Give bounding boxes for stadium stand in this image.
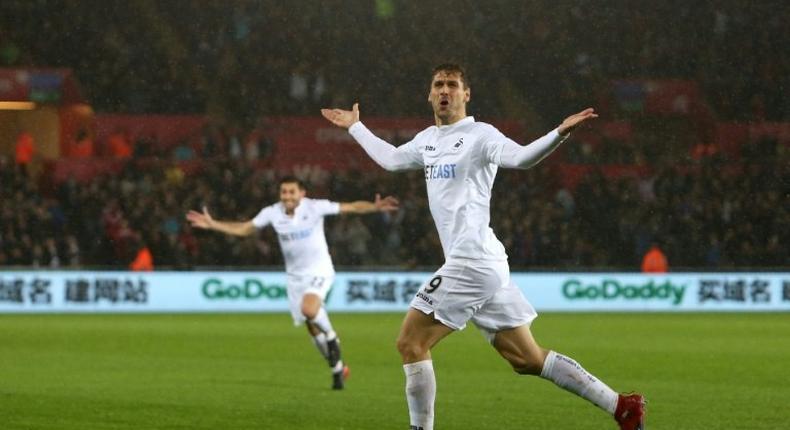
[0,1,787,270]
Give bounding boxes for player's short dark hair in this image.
[431,63,470,89]
[279,176,305,190]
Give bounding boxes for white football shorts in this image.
[287,274,334,325]
[409,258,537,337]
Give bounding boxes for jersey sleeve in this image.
[396,138,424,167]
[480,126,567,169]
[251,206,274,229]
[348,122,423,170]
[478,126,518,166]
[312,199,341,217]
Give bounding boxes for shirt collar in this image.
[437,116,474,131]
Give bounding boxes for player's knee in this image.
[395,336,425,361]
[301,304,318,320]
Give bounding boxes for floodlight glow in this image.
[0,101,36,110]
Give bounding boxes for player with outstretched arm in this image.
[321,64,646,429]
[186,176,399,390]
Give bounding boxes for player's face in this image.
[428,71,470,125]
[279,182,305,212]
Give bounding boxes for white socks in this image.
[404,360,435,430]
[309,308,342,371]
[309,307,336,340]
[540,351,618,414]
[400,351,616,429]
[311,332,329,361]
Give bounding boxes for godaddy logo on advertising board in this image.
[202,278,287,300]
[562,279,687,305]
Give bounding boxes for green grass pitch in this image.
[1,312,787,429]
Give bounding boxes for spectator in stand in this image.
[107,128,133,159]
[43,237,61,268]
[70,129,95,158]
[641,241,669,273]
[2,131,788,271]
[130,241,154,271]
[63,234,82,267]
[14,131,35,175]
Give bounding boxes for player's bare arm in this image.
[339,193,400,214]
[185,206,256,237]
[557,108,598,136]
[321,103,360,129]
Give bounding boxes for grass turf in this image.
[0,312,787,429]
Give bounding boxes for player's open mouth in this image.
[440,100,449,107]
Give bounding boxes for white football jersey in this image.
[251,198,340,276]
[390,116,517,260]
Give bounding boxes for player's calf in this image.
[327,337,347,390]
[506,353,545,375]
[327,336,341,367]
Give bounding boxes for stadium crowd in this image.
[2,139,787,270]
[1,1,788,271]
[1,1,788,126]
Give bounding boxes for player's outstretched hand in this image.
[186,206,214,230]
[558,108,598,137]
[321,103,360,129]
[375,193,400,212]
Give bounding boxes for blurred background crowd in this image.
[2,146,787,270]
[2,1,787,124]
[0,1,788,271]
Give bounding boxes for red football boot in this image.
[614,393,646,430]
